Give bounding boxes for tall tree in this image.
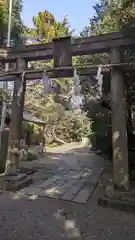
[0,0,24,46]
[0,0,7,45]
[26,10,73,43]
[89,0,135,35]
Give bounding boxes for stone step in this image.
[98,196,135,214]
[13,176,33,191]
[0,175,33,191]
[18,168,37,176]
[1,174,27,184]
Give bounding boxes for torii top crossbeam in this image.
[0,32,135,62]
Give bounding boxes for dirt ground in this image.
[0,144,134,240]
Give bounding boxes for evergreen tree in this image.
[0,0,24,46]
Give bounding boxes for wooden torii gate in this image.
[0,32,135,189]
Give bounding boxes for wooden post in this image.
[52,36,73,77]
[0,95,3,121]
[16,59,27,140]
[111,48,129,189]
[53,36,72,67]
[5,58,27,175]
[126,75,133,133]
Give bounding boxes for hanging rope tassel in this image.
[43,70,52,93]
[96,65,103,96]
[74,68,81,95]
[71,68,82,109]
[72,68,80,86]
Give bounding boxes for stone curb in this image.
[98,197,135,214]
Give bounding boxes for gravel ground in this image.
[0,144,134,240]
[0,186,134,240]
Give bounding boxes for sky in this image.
[22,0,97,34]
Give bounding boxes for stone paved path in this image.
[0,144,135,240]
[17,145,105,203]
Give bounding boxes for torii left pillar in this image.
[5,58,27,175]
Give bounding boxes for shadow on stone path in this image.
[17,144,107,203]
[0,144,135,239]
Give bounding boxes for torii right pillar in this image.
[111,48,129,190]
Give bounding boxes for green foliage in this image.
[23,122,34,133]
[20,151,38,161]
[0,0,24,46]
[79,0,135,96]
[26,152,38,161]
[26,10,73,43]
[47,142,59,148]
[55,112,91,142]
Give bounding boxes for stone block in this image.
[74,185,94,203]
[0,174,32,191]
[62,179,86,201]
